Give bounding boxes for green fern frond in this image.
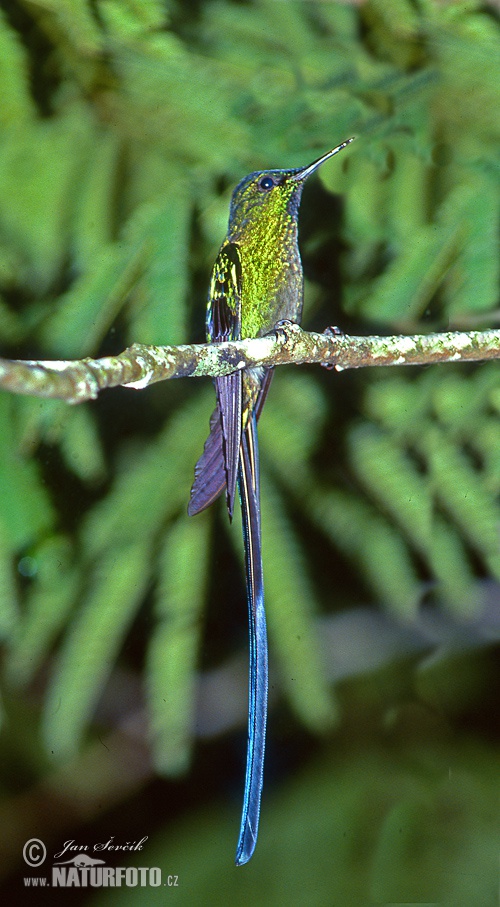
[27,0,103,62]
[42,538,151,760]
[0,10,36,125]
[125,181,192,345]
[5,535,80,686]
[146,511,210,776]
[72,130,123,271]
[0,396,54,551]
[81,389,213,558]
[259,371,328,485]
[40,242,144,356]
[311,488,421,616]
[98,0,167,38]
[0,108,95,293]
[259,475,338,733]
[0,521,19,641]
[348,424,432,546]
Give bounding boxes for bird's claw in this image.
[321,325,344,369]
[273,320,302,344]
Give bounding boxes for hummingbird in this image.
[188,138,354,865]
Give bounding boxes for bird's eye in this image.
[258,176,275,191]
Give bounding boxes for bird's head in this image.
[227,138,354,239]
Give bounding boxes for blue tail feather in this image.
[235,412,268,866]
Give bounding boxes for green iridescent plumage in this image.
[188,139,354,865]
[226,173,305,339]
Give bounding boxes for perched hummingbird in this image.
[188,138,354,865]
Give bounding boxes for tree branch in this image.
[1,324,500,404]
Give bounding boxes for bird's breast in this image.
[238,227,303,338]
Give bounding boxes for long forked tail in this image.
[235,412,268,866]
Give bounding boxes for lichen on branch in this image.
[1,325,500,404]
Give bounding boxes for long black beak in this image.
[289,137,355,182]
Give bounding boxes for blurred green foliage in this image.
[0,0,500,898]
[91,727,500,907]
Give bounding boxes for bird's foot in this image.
[321,325,344,369]
[273,320,302,344]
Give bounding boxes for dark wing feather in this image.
[214,370,241,520]
[187,408,226,516]
[188,370,274,516]
[189,242,243,519]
